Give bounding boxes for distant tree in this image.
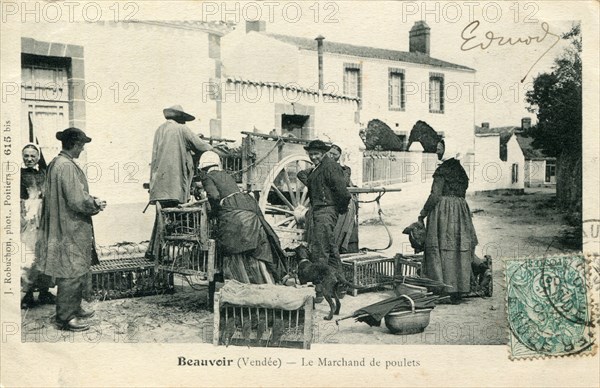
[525,23,582,211]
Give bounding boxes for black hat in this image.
[303,140,331,152]
[163,105,195,122]
[56,127,92,143]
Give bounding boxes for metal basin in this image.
[384,308,433,335]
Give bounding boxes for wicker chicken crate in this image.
[161,205,209,242]
[213,293,314,349]
[90,257,174,300]
[341,253,397,297]
[157,238,217,282]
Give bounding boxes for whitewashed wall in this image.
[220,84,362,183]
[524,160,547,187]
[21,21,217,204]
[473,134,525,191]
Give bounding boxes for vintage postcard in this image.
[1,0,599,386]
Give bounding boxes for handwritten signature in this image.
[460,20,561,82]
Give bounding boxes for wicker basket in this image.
[90,257,174,300]
[213,292,314,349]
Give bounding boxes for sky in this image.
[199,1,578,128]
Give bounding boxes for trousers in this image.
[309,206,343,271]
[55,273,88,323]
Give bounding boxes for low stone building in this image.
[472,123,525,192]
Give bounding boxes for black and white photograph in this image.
[1,1,598,387]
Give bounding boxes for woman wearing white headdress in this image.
[418,139,478,304]
[20,143,55,308]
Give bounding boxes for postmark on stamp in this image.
[505,254,596,360]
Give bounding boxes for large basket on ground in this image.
[90,257,174,300]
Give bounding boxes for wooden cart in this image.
[157,131,402,292]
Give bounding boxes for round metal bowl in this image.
[384,308,433,334]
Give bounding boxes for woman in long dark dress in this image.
[418,139,478,304]
[197,151,286,284]
[20,143,55,308]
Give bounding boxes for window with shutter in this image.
[388,68,405,111]
[343,63,362,105]
[429,73,444,114]
[512,163,519,183]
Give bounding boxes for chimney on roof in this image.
[521,117,532,131]
[481,122,490,129]
[246,20,266,33]
[315,35,325,91]
[409,21,430,55]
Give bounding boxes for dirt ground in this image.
[21,188,581,345]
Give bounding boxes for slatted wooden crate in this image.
[341,253,397,297]
[157,239,217,282]
[90,257,174,300]
[395,255,423,277]
[161,205,209,242]
[213,293,313,349]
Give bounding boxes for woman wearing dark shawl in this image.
[197,152,287,284]
[20,143,55,308]
[418,139,478,304]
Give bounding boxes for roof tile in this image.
[263,32,475,71]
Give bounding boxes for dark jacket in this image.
[298,155,351,213]
[149,119,213,204]
[198,170,286,272]
[197,170,240,214]
[36,152,100,278]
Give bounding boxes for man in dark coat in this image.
[146,105,220,259]
[298,140,351,272]
[36,127,106,332]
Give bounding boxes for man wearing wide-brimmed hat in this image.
[147,105,222,259]
[36,127,106,332]
[298,140,351,275]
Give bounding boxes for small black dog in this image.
[293,245,363,321]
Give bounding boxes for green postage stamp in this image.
[506,254,596,360]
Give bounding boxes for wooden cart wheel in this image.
[258,154,312,246]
